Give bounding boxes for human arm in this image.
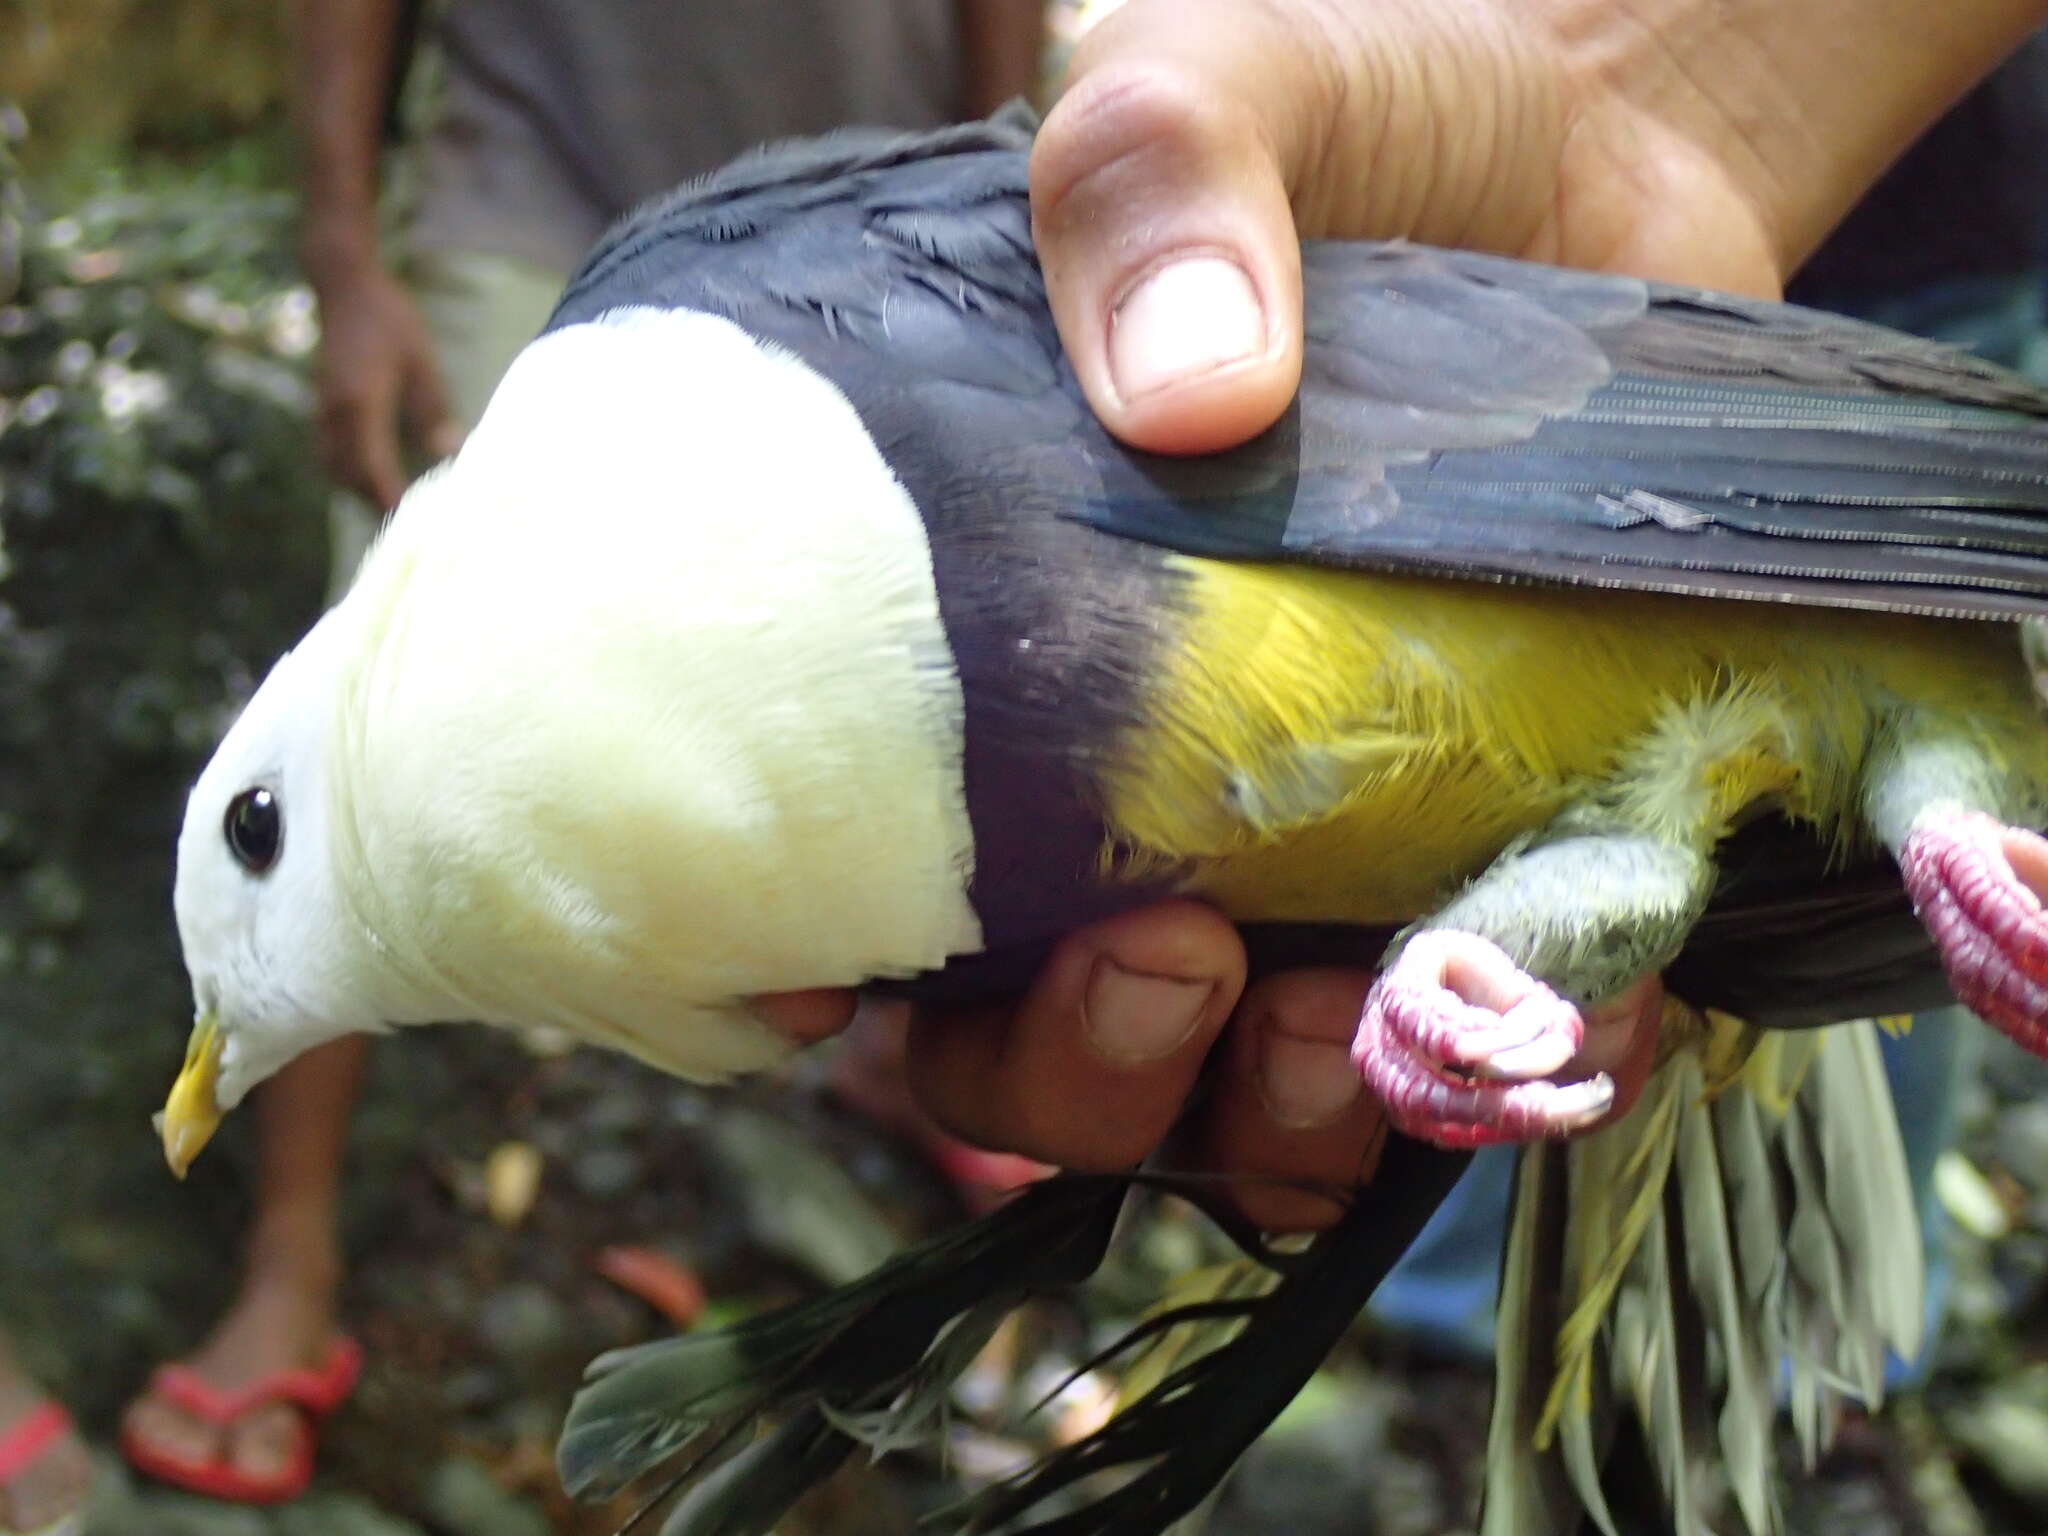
[954,0,1049,119]
[292,0,459,510]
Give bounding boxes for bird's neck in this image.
[318,310,990,1058]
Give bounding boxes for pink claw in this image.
[1351,930,1612,1148]
[1899,810,2048,1055]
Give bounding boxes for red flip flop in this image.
[119,1337,363,1505]
[0,1400,85,1536]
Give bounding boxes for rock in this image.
[478,1280,575,1372]
[707,1106,901,1285]
[571,1142,641,1201]
[275,1493,427,1536]
[420,1455,553,1536]
[100,1490,272,1536]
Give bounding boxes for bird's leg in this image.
[1353,689,1796,1148]
[1353,831,1713,1147]
[1867,723,2048,1055]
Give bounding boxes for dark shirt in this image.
[1791,31,2048,308]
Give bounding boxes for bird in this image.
[159,109,2048,1533]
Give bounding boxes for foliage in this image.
[0,0,290,171]
[0,127,328,1410]
[0,136,320,556]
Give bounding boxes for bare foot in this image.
[120,1235,342,1495]
[0,1348,90,1535]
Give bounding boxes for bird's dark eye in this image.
[224,787,283,873]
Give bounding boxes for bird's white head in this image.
[159,305,986,1178]
[163,600,397,1177]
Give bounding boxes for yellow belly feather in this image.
[1100,557,2041,925]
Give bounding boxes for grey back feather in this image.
[549,118,2048,621]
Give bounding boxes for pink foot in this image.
[1899,809,2048,1053]
[1351,930,1614,1149]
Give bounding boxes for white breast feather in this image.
[327,308,982,1081]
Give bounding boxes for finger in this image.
[750,986,860,1045]
[1031,0,1338,454]
[905,899,1245,1170]
[1193,968,1387,1232]
[320,366,406,511]
[401,346,466,464]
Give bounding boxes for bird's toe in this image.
[1353,931,1604,1147]
[1902,810,2048,1051]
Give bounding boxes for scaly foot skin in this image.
[1899,809,2048,1053]
[1351,930,1615,1148]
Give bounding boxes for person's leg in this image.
[122,248,567,1497]
[119,1036,366,1488]
[0,1331,90,1534]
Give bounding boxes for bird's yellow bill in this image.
[159,1013,225,1179]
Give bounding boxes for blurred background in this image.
[2,3,2047,1533]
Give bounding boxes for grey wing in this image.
[1074,243,2048,619]
[549,117,2048,620]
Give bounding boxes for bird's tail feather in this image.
[559,1140,1471,1535]
[559,1174,1129,1507]
[1485,1007,1922,1536]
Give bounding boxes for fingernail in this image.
[1083,958,1213,1064]
[1258,1031,1363,1128]
[1109,254,1266,403]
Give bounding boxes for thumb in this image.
[402,345,465,466]
[1030,1,1332,455]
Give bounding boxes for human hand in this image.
[755,913,1663,1233]
[306,260,463,510]
[1030,0,2042,456]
